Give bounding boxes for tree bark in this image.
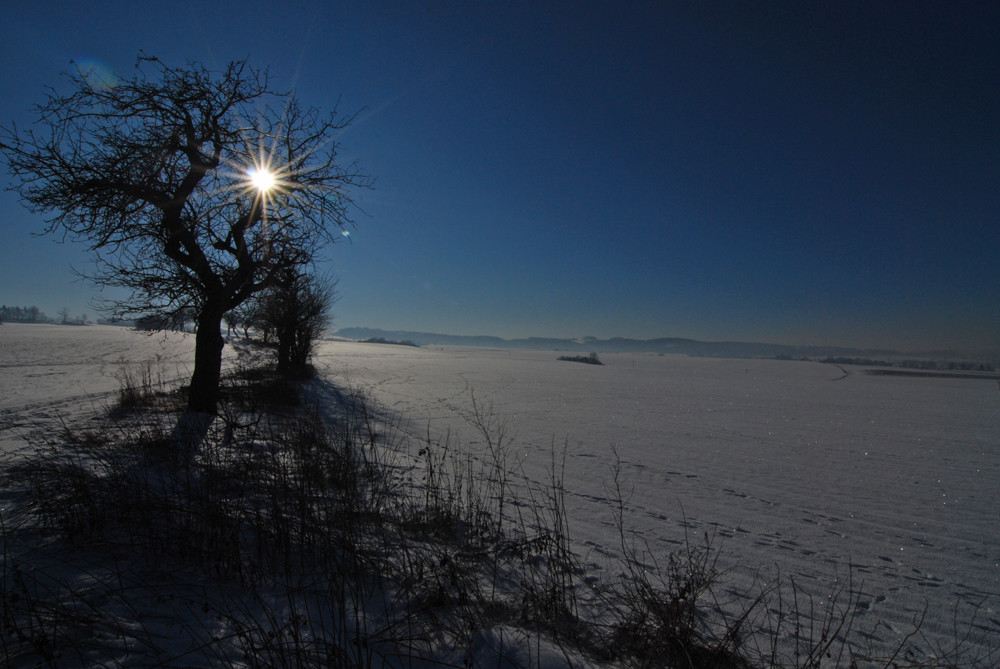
[276,318,295,376]
[187,306,226,414]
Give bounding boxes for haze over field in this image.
[2,2,999,354]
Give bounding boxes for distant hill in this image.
[331,327,929,361]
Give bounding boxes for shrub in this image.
[113,355,167,408]
[557,352,603,365]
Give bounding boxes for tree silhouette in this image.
[256,270,338,375]
[1,56,370,413]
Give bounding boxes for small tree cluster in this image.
[255,270,337,375]
[558,352,603,365]
[224,271,337,376]
[0,305,47,322]
[57,307,89,325]
[135,308,192,332]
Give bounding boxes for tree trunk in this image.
[276,319,295,376]
[187,307,226,414]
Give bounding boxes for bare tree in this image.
[1,56,370,413]
[256,270,337,375]
[230,298,259,339]
[224,307,240,337]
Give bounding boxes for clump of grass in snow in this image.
[113,355,168,408]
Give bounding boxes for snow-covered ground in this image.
[314,339,1000,660]
[0,324,200,456]
[1,324,997,662]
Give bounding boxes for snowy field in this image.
[314,338,1000,659]
[0,324,209,460]
[1,323,997,661]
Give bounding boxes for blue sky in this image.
[1,1,998,354]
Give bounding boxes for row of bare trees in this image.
[0,305,92,325]
[1,55,371,412]
[0,305,47,322]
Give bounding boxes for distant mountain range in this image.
[332,327,981,362]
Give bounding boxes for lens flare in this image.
[216,123,345,242]
[74,59,119,91]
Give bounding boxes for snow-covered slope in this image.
[1,325,996,662]
[1,324,197,455]
[315,339,1000,660]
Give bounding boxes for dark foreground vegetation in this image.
[1,347,994,667]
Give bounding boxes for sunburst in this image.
[211,115,351,246]
[215,131,296,227]
[248,166,275,192]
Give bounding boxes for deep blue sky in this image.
[2,2,998,354]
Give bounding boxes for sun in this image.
[217,127,328,216]
[248,166,276,192]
